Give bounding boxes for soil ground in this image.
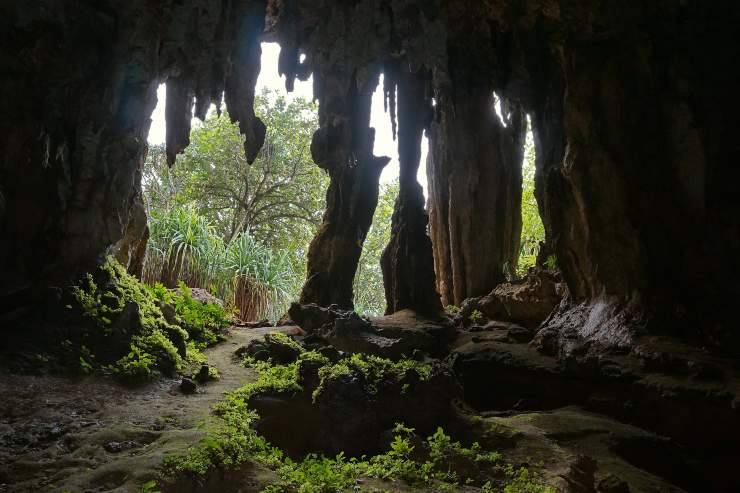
[0,326,276,493]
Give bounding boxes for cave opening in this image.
[517,116,546,277]
[142,43,433,319]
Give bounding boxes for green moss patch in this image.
[66,257,231,382]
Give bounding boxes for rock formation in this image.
[380,65,442,316]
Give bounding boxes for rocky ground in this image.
[2,295,739,492]
[0,326,282,492]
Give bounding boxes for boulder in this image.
[184,288,224,308]
[179,377,197,394]
[235,332,303,364]
[248,358,462,458]
[460,269,565,328]
[289,303,455,360]
[288,302,351,333]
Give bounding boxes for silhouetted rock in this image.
[179,378,197,394]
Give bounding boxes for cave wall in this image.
[491,2,740,352]
[425,2,529,309]
[1,0,738,353]
[0,0,268,318]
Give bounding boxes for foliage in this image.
[470,309,485,325]
[518,127,546,275]
[353,180,398,316]
[143,89,400,319]
[263,331,305,353]
[144,206,297,321]
[226,232,299,321]
[445,305,461,317]
[145,90,326,248]
[69,257,227,382]
[172,283,230,345]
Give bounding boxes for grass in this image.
[161,353,554,493]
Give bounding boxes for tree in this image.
[141,89,329,319]
[143,89,327,252]
[353,180,399,316]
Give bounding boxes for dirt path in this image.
[0,326,278,493]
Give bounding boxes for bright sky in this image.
[148,43,427,191]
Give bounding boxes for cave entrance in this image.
[142,43,324,323]
[489,93,546,279]
[142,44,418,321]
[353,73,432,316]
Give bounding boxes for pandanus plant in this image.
[143,205,297,321]
[225,233,297,321]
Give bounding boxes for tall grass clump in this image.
[143,206,297,322]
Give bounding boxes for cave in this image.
[1,1,739,492]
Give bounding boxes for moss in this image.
[297,350,330,366]
[470,309,485,325]
[168,283,231,345]
[312,353,432,401]
[445,305,461,316]
[264,331,304,353]
[162,357,554,493]
[67,257,230,383]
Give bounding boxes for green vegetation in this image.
[143,90,324,321]
[144,205,299,322]
[162,353,553,492]
[353,180,398,316]
[312,353,431,401]
[69,257,230,382]
[445,305,461,317]
[470,309,485,325]
[518,127,546,275]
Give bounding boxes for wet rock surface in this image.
[458,269,565,329]
[448,325,740,491]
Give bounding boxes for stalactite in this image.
[380,65,442,316]
[223,1,267,165]
[2,0,738,355]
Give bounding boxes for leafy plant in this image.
[162,354,554,493]
[312,353,432,401]
[470,309,485,325]
[445,305,461,316]
[172,283,230,345]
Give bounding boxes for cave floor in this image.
[0,323,714,493]
[0,326,280,492]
